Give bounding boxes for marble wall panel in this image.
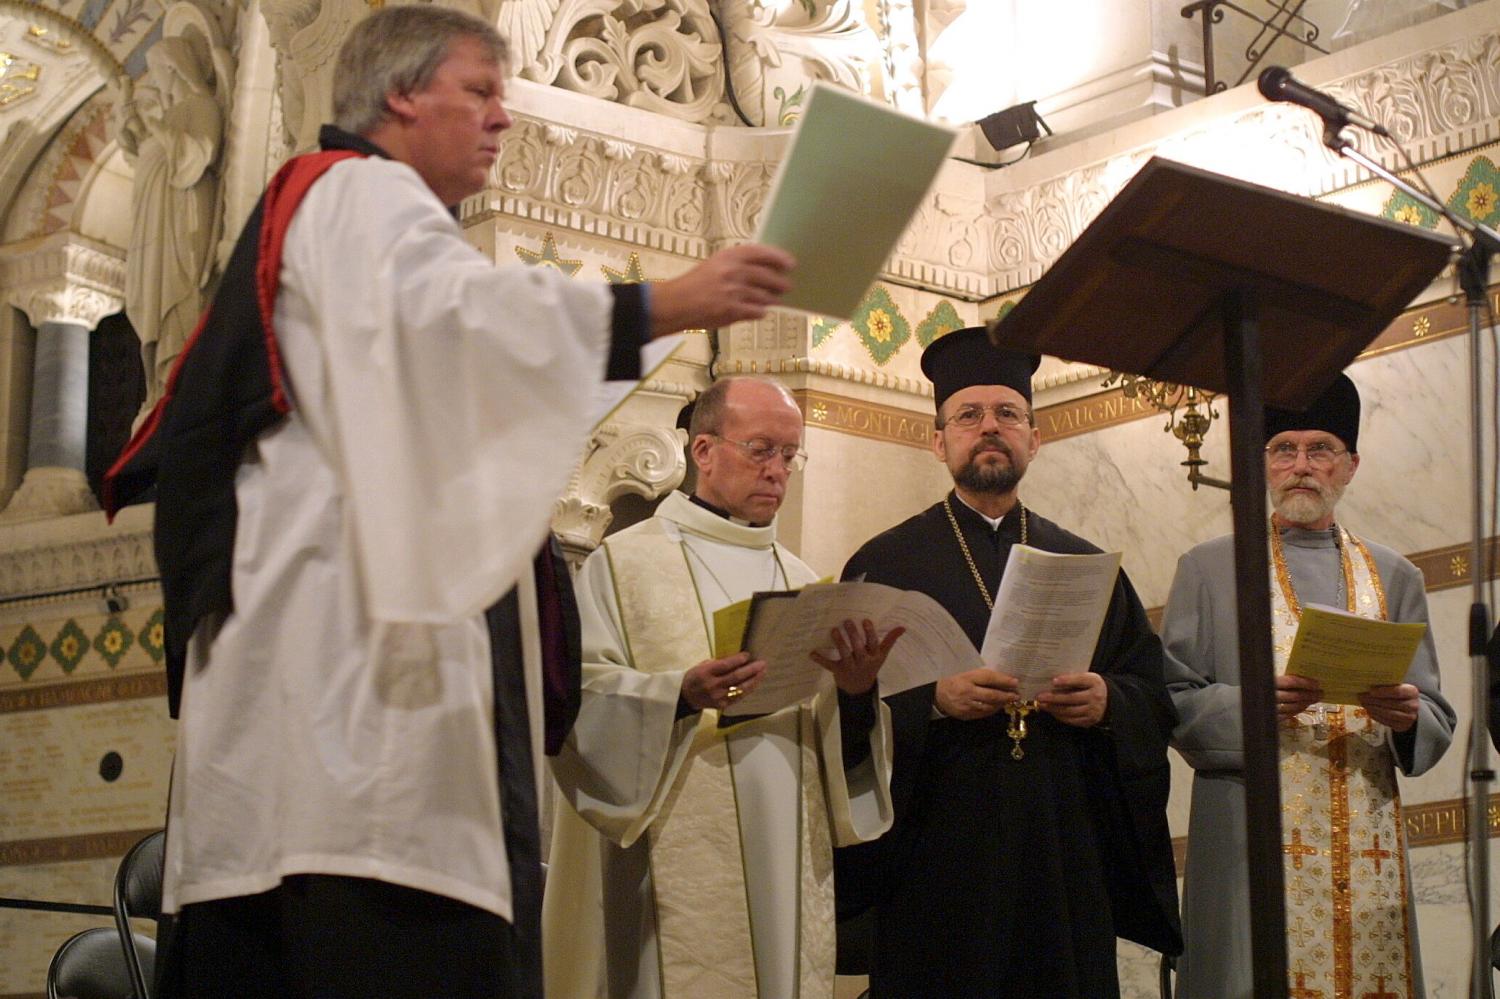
[1018,405,1233,609]
[791,420,954,577]
[1409,841,1497,998]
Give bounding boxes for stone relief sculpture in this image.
[499,0,879,126]
[716,0,879,125]
[118,1,233,425]
[262,0,363,153]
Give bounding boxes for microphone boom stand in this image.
[1326,124,1499,999]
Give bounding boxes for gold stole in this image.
[604,520,836,999]
[1271,526,1414,999]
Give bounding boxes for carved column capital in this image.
[0,232,126,330]
[553,423,689,562]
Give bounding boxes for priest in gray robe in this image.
[1163,372,1455,999]
[544,377,899,999]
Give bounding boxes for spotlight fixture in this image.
[977,101,1052,151]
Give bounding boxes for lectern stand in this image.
[990,157,1453,999]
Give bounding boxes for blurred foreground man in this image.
[835,328,1181,998]
[547,377,897,998]
[105,8,793,997]
[1164,372,1454,999]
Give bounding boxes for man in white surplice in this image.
[545,377,899,999]
[115,9,798,998]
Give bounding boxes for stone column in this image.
[0,232,126,522]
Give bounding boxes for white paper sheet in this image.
[722,581,979,716]
[979,545,1121,699]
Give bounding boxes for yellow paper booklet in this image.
[1285,604,1427,705]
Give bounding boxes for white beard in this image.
[1271,474,1344,526]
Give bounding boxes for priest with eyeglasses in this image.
[545,376,900,999]
[1162,372,1454,999]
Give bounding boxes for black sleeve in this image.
[837,687,878,768]
[1087,571,1184,955]
[606,283,650,380]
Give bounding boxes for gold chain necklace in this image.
[1268,519,1355,618]
[942,495,1035,759]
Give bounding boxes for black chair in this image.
[45,926,156,999]
[112,831,164,999]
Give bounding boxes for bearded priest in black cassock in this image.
[834,328,1182,997]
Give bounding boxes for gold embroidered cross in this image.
[1361,976,1398,999]
[1284,828,1318,870]
[1360,835,1392,875]
[1290,971,1326,999]
[1287,915,1317,948]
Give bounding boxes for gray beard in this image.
[1272,475,1341,525]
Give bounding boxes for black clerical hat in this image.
[921,327,1040,413]
[1264,372,1361,453]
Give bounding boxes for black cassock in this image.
[835,494,1181,998]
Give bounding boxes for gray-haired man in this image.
[110,6,794,997]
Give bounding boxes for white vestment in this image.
[163,156,627,921]
[544,491,894,998]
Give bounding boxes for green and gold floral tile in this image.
[140,608,165,663]
[93,616,135,669]
[1447,155,1500,227]
[7,624,46,680]
[811,316,840,349]
[916,300,964,348]
[852,286,910,366]
[49,619,88,674]
[1381,189,1440,229]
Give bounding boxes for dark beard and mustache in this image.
[955,435,1023,495]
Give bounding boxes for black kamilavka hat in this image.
[921,326,1040,413]
[1264,372,1361,453]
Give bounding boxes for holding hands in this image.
[936,670,1109,728]
[1036,672,1108,728]
[682,651,767,712]
[1276,675,1419,732]
[1358,683,1420,732]
[1277,674,1325,719]
[935,669,1019,721]
[809,618,905,696]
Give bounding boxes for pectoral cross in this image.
[1005,700,1036,760]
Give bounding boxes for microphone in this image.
[1256,66,1387,136]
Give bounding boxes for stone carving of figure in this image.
[262,0,365,153]
[119,9,231,424]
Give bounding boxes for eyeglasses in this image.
[1265,441,1348,468]
[941,403,1032,430]
[714,435,808,472]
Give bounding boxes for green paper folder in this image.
[756,83,957,319]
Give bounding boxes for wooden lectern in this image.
[990,156,1453,999]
